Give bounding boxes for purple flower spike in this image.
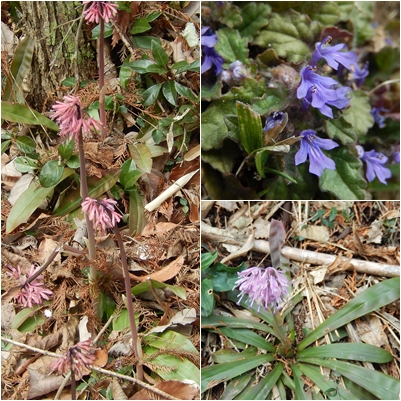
[370,107,388,128]
[82,197,122,235]
[311,36,358,71]
[201,27,225,75]
[83,1,118,24]
[295,130,339,177]
[297,66,351,118]
[234,266,289,313]
[6,265,52,308]
[356,146,392,184]
[350,62,369,87]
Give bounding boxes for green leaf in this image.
[324,117,357,145]
[253,11,321,63]
[120,159,142,190]
[220,5,243,28]
[319,146,366,200]
[11,307,39,330]
[39,160,64,188]
[18,314,45,333]
[119,62,133,89]
[16,136,36,154]
[297,362,359,400]
[201,315,274,334]
[200,278,215,317]
[132,36,160,49]
[151,39,169,68]
[130,18,151,35]
[171,59,200,74]
[91,22,113,39]
[145,64,167,74]
[201,251,218,270]
[292,364,309,400]
[58,139,74,160]
[128,188,146,236]
[162,81,177,106]
[301,357,399,400]
[6,168,74,233]
[298,277,400,351]
[127,59,156,74]
[142,83,162,107]
[237,2,271,42]
[309,2,340,25]
[237,101,263,154]
[132,280,186,300]
[61,77,75,87]
[219,327,276,352]
[221,373,254,400]
[66,155,79,169]
[112,309,139,331]
[14,156,39,173]
[297,343,394,363]
[1,101,60,131]
[2,140,11,154]
[53,169,120,216]
[236,362,283,399]
[146,330,198,354]
[128,143,152,173]
[3,37,34,103]
[213,347,258,364]
[201,353,275,393]
[145,11,161,23]
[214,28,249,64]
[342,90,374,137]
[174,82,196,101]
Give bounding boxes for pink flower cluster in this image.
[81,197,122,235]
[51,95,101,140]
[50,339,98,379]
[234,266,289,313]
[6,265,52,308]
[83,1,118,24]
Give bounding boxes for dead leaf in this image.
[142,253,185,283]
[297,225,330,242]
[37,237,60,265]
[110,377,128,399]
[93,347,108,368]
[130,380,199,400]
[357,315,389,347]
[221,234,254,264]
[148,308,196,334]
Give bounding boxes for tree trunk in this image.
[19,1,96,111]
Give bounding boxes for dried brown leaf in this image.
[130,380,199,400]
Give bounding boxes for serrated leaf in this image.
[254,11,321,63]
[151,39,169,68]
[3,36,34,103]
[142,83,162,107]
[319,147,366,200]
[237,2,271,41]
[16,136,36,154]
[53,169,121,216]
[6,168,74,233]
[220,5,243,28]
[1,101,60,131]
[162,81,177,106]
[309,2,340,25]
[324,117,357,145]
[237,101,263,154]
[215,28,249,64]
[130,18,151,35]
[128,143,152,173]
[39,160,64,188]
[342,90,374,137]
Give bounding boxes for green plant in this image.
[201,221,400,400]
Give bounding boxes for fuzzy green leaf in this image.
[237,2,271,41]
[324,117,357,145]
[215,28,249,63]
[309,2,340,25]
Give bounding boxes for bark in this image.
[19,1,96,111]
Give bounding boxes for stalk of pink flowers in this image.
[6,264,52,308]
[83,1,118,24]
[50,339,98,379]
[81,197,122,235]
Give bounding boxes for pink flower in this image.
[233,266,289,313]
[50,339,98,379]
[51,95,101,140]
[81,197,122,235]
[6,265,53,308]
[83,1,118,24]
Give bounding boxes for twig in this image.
[201,224,400,278]
[73,4,87,92]
[110,19,136,58]
[0,336,179,400]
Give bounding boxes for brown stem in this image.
[113,225,144,381]
[99,19,106,141]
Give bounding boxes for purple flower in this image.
[311,36,358,71]
[201,27,225,75]
[51,95,101,140]
[295,130,339,176]
[82,197,122,235]
[50,339,98,379]
[234,266,289,313]
[393,151,400,164]
[356,146,392,184]
[350,62,369,87]
[297,66,351,118]
[370,107,388,128]
[83,1,118,24]
[6,265,52,308]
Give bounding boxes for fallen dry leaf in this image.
[130,380,199,400]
